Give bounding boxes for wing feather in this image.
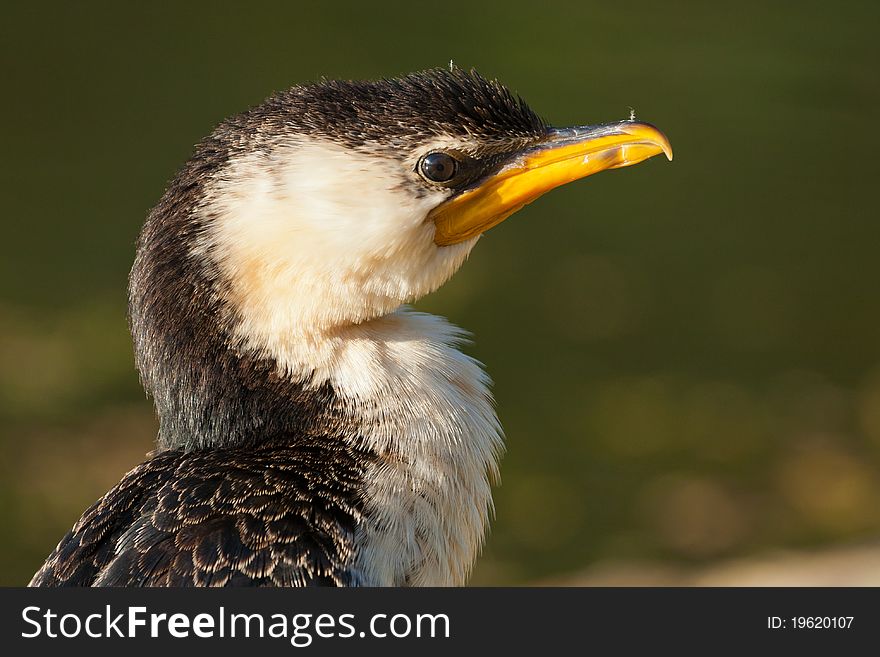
[30,440,369,587]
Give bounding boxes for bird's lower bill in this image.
[431,121,673,246]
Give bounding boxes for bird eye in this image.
[418,152,458,183]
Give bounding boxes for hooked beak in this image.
[431,121,673,246]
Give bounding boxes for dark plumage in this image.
[234,67,546,148]
[31,439,371,586]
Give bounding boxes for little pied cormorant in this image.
[30,68,672,587]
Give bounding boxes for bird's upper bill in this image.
[430,120,672,245]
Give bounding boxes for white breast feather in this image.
[335,310,504,585]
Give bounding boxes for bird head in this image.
[130,68,671,445]
[180,69,671,344]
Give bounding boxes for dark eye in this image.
[418,152,458,183]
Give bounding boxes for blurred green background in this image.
[2,1,880,585]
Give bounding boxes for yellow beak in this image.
[431,121,673,246]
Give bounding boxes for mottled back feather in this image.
[31,439,372,587]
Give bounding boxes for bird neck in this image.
[131,294,504,584]
[131,303,351,451]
